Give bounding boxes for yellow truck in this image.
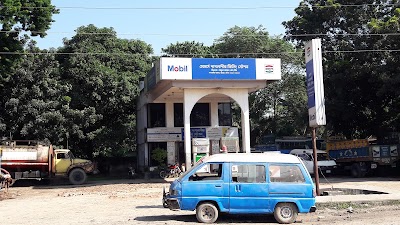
[0,140,96,185]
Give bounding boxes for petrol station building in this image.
[136,57,281,170]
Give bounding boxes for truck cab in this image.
[54,148,96,185]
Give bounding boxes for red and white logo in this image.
[265,64,274,73]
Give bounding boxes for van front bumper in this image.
[309,206,317,213]
[165,197,180,210]
[162,192,180,210]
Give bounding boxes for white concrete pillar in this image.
[241,101,251,153]
[165,102,174,127]
[165,102,176,165]
[183,90,195,170]
[210,101,219,127]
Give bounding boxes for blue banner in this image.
[181,128,207,139]
[306,59,315,109]
[192,58,256,80]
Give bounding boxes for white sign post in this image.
[305,39,326,196]
[305,39,326,127]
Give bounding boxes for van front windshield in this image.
[178,159,204,180]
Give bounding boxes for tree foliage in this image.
[0,0,58,77]
[0,44,69,143]
[57,25,153,157]
[283,0,400,139]
[162,41,214,58]
[0,0,58,142]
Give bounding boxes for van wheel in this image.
[68,168,87,185]
[196,202,219,223]
[274,203,298,224]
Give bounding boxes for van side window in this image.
[189,163,222,181]
[269,165,305,183]
[231,164,265,183]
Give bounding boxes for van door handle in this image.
[235,185,241,192]
[215,185,222,188]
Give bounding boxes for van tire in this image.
[196,202,219,223]
[274,202,298,224]
[68,168,87,185]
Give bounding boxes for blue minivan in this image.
[163,153,316,224]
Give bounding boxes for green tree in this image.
[0,0,58,79]
[0,43,71,143]
[161,41,214,58]
[283,0,400,139]
[0,0,58,139]
[57,24,153,157]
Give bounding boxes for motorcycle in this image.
[128,166,136,179]
[159,163,182,179]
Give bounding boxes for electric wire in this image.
[1,4,399,10]
[1,30,400,37]
[1,49,400,56]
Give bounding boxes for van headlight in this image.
[170,189,179,196]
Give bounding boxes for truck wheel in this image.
[196,202,219,223]
[350,163,366,178]
[69,168,87,185]
[274,202,298,224]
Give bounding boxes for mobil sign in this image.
[160,58,193,80]
[305,39,326,127]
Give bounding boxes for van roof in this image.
[202,153,301,164]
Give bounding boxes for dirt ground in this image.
[1,178,400,225]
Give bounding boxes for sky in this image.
[33,0,301,55]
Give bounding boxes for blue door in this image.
[229,163,270,213]
[181,163,229,211]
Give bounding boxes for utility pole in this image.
[312,128,320,196]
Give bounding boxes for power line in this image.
[1,49,400,56]
[1,4,399,10]
[1,30,400,37]
[0,52,298,56]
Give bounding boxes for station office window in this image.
[218,102,232,126]
[191,103,210,126]
[174,103,210,127]
[174,103,184,127]
[148,103,166,128]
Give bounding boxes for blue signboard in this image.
[192,58,256,80]
[181,128,207,139]
[380,146,390,157]
[306,59,316,109]
[328,147,369,159]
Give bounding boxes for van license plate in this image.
[326,170,331,173]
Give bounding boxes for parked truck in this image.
[326,139,399,177]
[0,140,96,185]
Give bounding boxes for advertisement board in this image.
[158,57,281,81]
[147,127,238,142]
[305,39,326,127]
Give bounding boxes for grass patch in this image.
[317,200,400,209]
